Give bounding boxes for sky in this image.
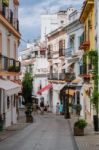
[19,0,84,51]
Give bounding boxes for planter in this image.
[0,121,4,131]
[93,115,99,131]
[74,126,84,136]
[8,66,15,72]
[26,115,33,123]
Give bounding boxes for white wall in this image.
[52,84,60,113]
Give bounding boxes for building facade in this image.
[19,41,49,106]
[41,7,76,42]
[47,9,85,114]
[0,0,21,127]
[79,0,95,123]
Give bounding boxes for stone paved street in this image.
[69,116,99,150]
[0,113,78,150]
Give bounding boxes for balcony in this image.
[48,73,65,80]
[79,64,93,79]
[0,5,19,32]
[79,33,90,50]
[0,54,21,75]
[48,73,75,82]
[0,4,20,38]
[79,41,90,50]
[65,47,74,58]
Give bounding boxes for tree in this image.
[22,71,33,122]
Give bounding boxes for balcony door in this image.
[59,40,65,56]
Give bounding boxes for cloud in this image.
[19,0,84,50]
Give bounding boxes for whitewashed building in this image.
[19,41,50,106]
[46,8,84,113]
[64,10,84,116]
[41,7,76,42]
[0,0,21,127]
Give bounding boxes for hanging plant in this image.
[84,50,98,115]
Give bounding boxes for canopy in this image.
[0,79,21,96]
[37,83,52,94]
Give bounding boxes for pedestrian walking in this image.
[56,102,60,115]
[40,100,44,114]
[59,102,63,115]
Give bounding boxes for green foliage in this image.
[91,89,99,114]
[15,66,20,72]
[22,71,33,105]
[74,119,87,129]
[84,50,99,115]
[8,65,14,71]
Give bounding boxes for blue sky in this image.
[19,0,84,51]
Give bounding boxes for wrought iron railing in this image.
[0,5,19,32]
[48,73,65,80]
[48,73,75,82]
[0,54,21,72]
[65,47,74,58]
[59,49,65,57]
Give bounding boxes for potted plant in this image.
[22,71,33,123]
[0,115,4,131]
[25,104,33,123]
[88,51,99,131]
[91,89,99,131]
[8,65,14,71]
[74,119,87,136]
[85,51,99,131]
[15,66,20,72]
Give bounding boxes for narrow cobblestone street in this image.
[0,113,78,150]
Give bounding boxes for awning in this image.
[66,89,76,96]
[37,83,52,94]
[48,80,65,84]
[62,62,74,69]
[0,79,21,96]
[72,78,82,84]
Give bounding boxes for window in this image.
[7,96,10,109]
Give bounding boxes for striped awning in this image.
[37,83,52,94]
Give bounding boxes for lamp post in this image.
[64,83,70,119]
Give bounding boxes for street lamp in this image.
[95,0,99,130]
[64,83,70,119]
